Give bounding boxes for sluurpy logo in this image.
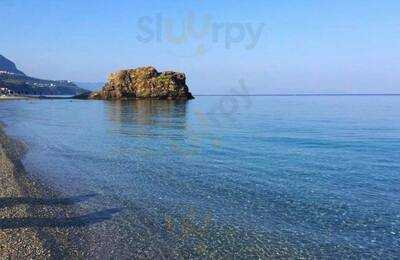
[136,10,266,58]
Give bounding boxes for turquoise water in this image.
[1,96,399,257]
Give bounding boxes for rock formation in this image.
[89,67,194,100]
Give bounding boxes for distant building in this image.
[0,71,16,75]
[0,87,12,95]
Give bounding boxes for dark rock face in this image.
[89,67,194,100]
[0,55,25,75]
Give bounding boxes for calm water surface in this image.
[1,96,399,258]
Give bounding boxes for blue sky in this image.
[1,0,399,94]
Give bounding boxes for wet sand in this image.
[0,125,84,258]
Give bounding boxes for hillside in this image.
[0,55,25,75]
[0,55,88,96]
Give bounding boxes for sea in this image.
[0,96,399,258]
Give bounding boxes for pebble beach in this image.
[0,125,83,258]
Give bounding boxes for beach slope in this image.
[0,126,51,257]
[0,125,84,258]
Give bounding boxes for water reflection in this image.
[103,100,192,156]
[105,100,188,129]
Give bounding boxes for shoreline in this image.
[0,125,83,258]
[0,96,30,100]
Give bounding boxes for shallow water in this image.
[1,96,399,257]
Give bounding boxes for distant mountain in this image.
[0,54,88,96]
[0,55,26,76]
[75,82,104,91]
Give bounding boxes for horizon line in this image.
[194,93,400,96]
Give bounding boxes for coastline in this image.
[0,96,30,100]
[0,125,83,258]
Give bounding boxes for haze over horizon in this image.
[2,0,399,94]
